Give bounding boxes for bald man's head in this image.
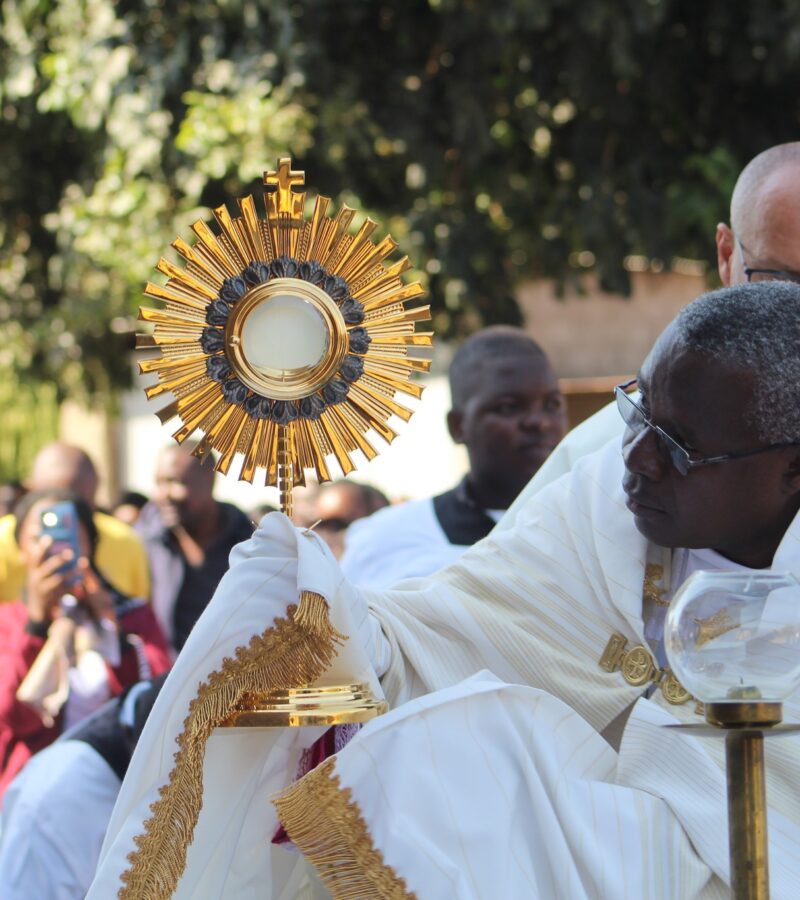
[28,443,99,507]
[717,142,800,288]
[730,143,800,238]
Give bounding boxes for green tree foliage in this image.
[0,371,59,482]
[3,0,800,399]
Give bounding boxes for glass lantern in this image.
[665,570,800,704]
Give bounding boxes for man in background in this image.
[135,443,252,653]
[0,443,150,603]
[340,326,568,587]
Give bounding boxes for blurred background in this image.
[3,0,800,507]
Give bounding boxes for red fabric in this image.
[272,723,362,846]
[0,601,171,802]
[272,727,340,846]
[0,604,55,803]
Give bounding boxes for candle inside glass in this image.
[242,294,329,374]
[665,570,800,703]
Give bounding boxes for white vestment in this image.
[274,673,726,899]
[340,497,469,588]
[89,438,800,899]
[497,399,622,532]
[0,741,121,899]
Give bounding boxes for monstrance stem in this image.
[277,424,294,519]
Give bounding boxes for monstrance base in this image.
[218,682,388,729]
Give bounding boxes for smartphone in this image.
[39,501,82,580]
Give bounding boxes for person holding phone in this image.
[0,490,170,802]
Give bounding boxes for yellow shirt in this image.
[0,511,151,602]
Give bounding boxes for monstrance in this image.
[139,157,432,726]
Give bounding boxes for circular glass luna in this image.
[241,294,328,373]
[225,278,348,400]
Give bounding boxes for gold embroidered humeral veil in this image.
[599,563,693,706]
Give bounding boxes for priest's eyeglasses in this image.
[614,379,800,476]
[736,237,800,285]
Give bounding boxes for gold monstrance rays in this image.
[137,158,432,491]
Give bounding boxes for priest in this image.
[89,281,800,899]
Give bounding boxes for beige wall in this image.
[58,400,119,508]
[518,270,706,378]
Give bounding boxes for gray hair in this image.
[673,281,800,443]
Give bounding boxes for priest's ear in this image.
[716,223,736,287]
[447,409,465,445]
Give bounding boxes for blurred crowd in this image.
[0,325,567,896]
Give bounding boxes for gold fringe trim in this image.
[119,591,344,899]
[294,588,333,634]
[273,757,417,900]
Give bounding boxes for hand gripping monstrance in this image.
[138,158,432,726]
